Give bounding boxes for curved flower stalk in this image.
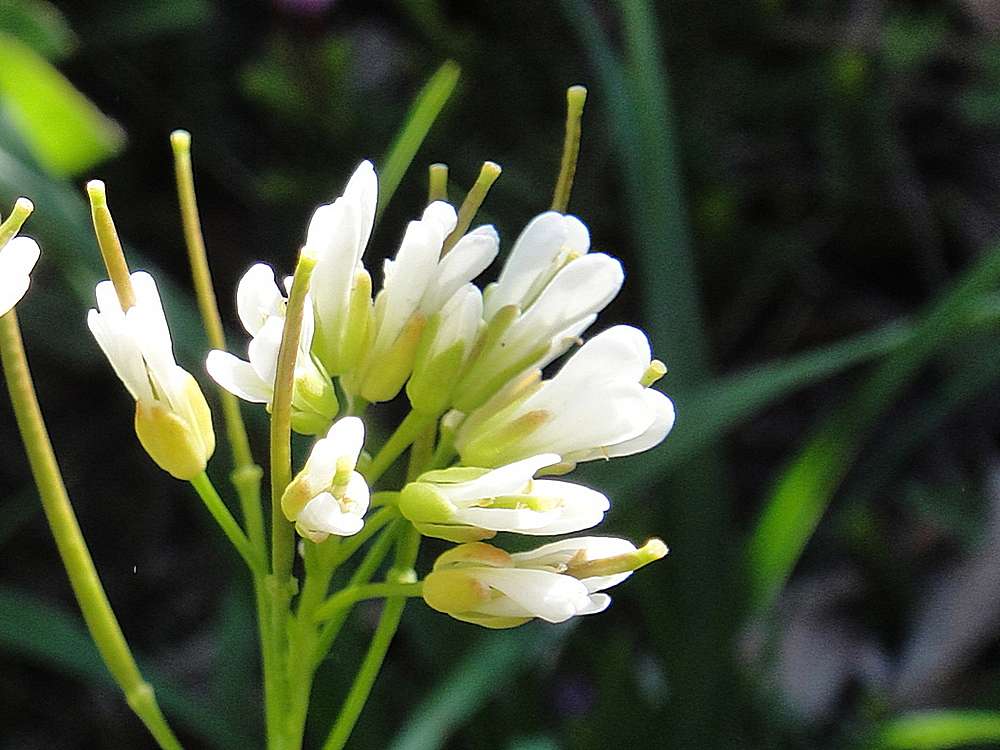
[307,161,377,376]
[455,324,675,469]
[207,263,338,435]
[452,211,623,412]
[0,211,40,317]
[422,536,666,629]
[345,201,498,403]
[399,453,608,542]
[88,272,215,480]
[281,416,369,542]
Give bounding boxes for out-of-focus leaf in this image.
[748,241,1000,614]
[565,3,732,745]
[0,33,124,176]
[0,587,249,749]
[0,118,205,365]
[377,60,460,219]
[387,625,570,750]
[82,0,215,44]
[871,710,1000,749]
[0,0,76,59]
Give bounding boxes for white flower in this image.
[281,416,369,542]
[399,453,609,542]
[0,233,40,317]
[482,211,590,318]
[422,536,666,628]
[307,161,377,376]
[88,271,215,479]
[206,263,338,435]
[456,325,674,468]
[347,202,498,403]
[509,536,645,598]
[453,212,623,412]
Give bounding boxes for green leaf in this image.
[0,587,250,749]
[0,32,124,176]
[388,625,570,750]
[872,710,1000,749]
[0,0,76,59]
[748,241,1000,614]
[377,60,461,219]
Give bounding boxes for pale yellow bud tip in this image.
[639,538,669,563]
[86,180,107,206]
[170,129,192,151]
[567,85,588,110]
[12,197,33,217]
[482,161,502,179]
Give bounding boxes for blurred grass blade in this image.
[388,626,570,750]
[0,32,124,176]
[0,587,249,750]
[563,3,733,746]
[748,241,1000,614]
[872,710,1000,749]
[377,60,460,219]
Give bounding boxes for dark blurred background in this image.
[2,1,1000,748]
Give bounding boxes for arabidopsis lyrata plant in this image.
[0,85,671,750]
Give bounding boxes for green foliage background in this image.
[2,1,1000,748]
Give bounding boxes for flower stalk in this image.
[0,310,181,750]
[551,84,588,213]
[87,180,136,309]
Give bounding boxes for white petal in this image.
[505,253,623,348]
[420,225,498,314]
[475,568,593,623]
[426,285,483,361]
[435,453,560,505]
[570,388,675,462]
[324,416,366,467]
[519,380,652,459]
[485,212,573,318]
[247,316,284,385]
[374,216,445,350]
[206,350,271,403]
[88,308,152,401]
[549,325,652,390]
[342,159,377,256]
[236,263,284,336]
[511,536,637,593]
[0,235,40,278]
[421,201,458,237]
[297,492,365,537]
[0,271,29,317]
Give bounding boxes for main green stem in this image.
[322,525,422,750]
[0,311,182,750]
[267,251,317,749]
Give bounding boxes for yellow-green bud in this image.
[358,312,426,403]
[133,374,215,480]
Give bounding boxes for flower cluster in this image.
[205,160,673,627]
